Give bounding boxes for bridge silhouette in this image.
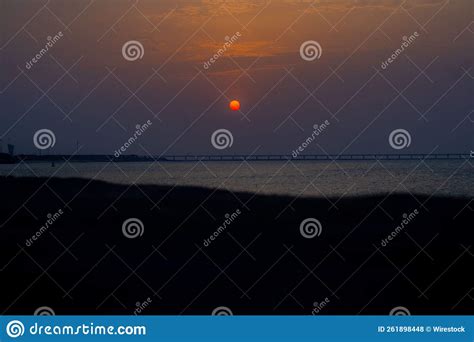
[163,153,472,162]
[17,153,472,162]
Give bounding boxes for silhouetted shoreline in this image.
[0,176,472,315]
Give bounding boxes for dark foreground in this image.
[0,177,472,315]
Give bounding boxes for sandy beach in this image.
[0,176,472,315]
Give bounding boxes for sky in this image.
[0,0,472,155]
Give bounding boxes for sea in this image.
[0,160,472,197]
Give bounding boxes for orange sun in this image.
[229,100,240,111]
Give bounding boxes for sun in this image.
[229,100,240,111]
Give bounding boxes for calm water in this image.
[1,160,472,197]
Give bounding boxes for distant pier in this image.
[163,153,472,162]
[15,153,472,163]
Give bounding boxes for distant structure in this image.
[0,139,15,155]
[0,139,17,164]
[12,153,471,163]
[161,153,471,162]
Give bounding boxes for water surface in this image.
[1,160,472,197]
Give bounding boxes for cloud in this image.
[303,0,447,10]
